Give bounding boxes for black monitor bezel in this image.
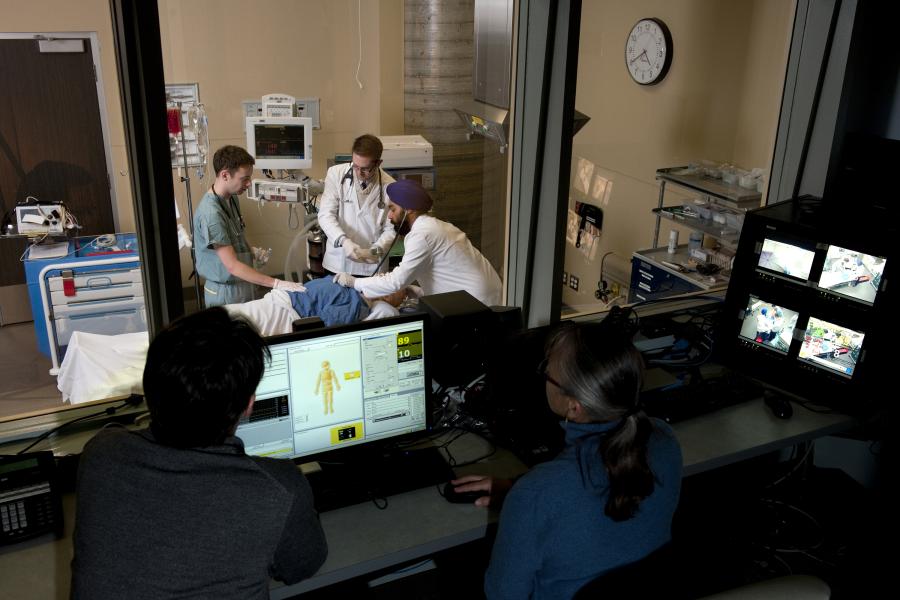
[250,311,434,464]
[813,243,887,307]
[736,294,799,357]
[795,314,866,380]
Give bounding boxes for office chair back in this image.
[573,542,687,599]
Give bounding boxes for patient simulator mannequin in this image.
[314,360,341,414]
[225,277,416,336]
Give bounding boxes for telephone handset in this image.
[0,451,63,545]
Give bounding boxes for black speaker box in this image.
[419,290,493,387]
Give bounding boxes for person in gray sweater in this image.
[71,308,327,599]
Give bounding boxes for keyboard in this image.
[641,373,763,424]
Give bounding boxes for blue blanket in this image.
[288,278,368,327]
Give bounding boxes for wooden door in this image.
[0,37,114,287]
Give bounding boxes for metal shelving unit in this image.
[652,206,741,247]
[651,166,762,249]
[630,167,763,302]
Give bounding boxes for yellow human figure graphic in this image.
[314,360,341,415]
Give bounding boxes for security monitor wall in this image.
[737,296,799,355]
[757,238,816,282]
[797,316,865,379]
[721,198,889,412]
[816,245,886,305]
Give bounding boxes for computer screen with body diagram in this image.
[236,314,430,461]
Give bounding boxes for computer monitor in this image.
[815,245,886,306]
[245,116,312,170]
[737,296,800,356]
[756,237,816,282]
[797,316,865,379]
[236,313,432,462]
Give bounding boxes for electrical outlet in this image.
[610,282,620,297]
[295,97,321,129]
[569,275,579,291]
[242,100,262,118]
[562,271,568,286]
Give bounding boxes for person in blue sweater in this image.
[451,320,683,600]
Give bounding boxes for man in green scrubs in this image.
[194,145,305,306]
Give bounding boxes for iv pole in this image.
[175,100,204,309]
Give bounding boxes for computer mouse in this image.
[442,482,485,504]
[763,392,793,419]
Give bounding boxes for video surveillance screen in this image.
[816,245,886,305]
[738,296,799,355]
[797,316,865,379]
[757,238,816,281]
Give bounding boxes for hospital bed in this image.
[55,289,411,405]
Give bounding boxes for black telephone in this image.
[575,201,603,248]
[0,451,63,545]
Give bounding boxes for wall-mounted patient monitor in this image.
[245,116,312,170]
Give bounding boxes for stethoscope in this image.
[211,185,245,231]
[341,163,385,209]
[372,209,408,273]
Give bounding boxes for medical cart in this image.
[23,234,145,375]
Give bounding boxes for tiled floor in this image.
[0,322,62,419]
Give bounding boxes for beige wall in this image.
[562,0,794,311]
[2,0,404,288]
[158,0,405,285]
[1,0,136,233]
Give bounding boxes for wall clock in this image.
[625,18,673,85]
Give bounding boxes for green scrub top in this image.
[193,190,256,306]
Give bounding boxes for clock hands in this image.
[629,49,648,65]
[629,48,652,67]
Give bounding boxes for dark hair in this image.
[213,145,255,176]
[143,307,270,448]
[352,134,383,160]
[546,320,654,521]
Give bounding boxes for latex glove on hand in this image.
[333,272,356,288]
[273,278,306,292]
[350,247,379,264]
[342,239,361,258]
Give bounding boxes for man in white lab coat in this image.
[317,134,396,276]
[333,179,502,307]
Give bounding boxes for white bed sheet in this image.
[57,331,149,405]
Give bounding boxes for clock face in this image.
[625,18,672,85]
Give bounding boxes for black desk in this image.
[0,398,855,599]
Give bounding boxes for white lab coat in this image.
[354,215,502,306]
[318,162,395,276]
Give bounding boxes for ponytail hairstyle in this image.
[546,320,654,521]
